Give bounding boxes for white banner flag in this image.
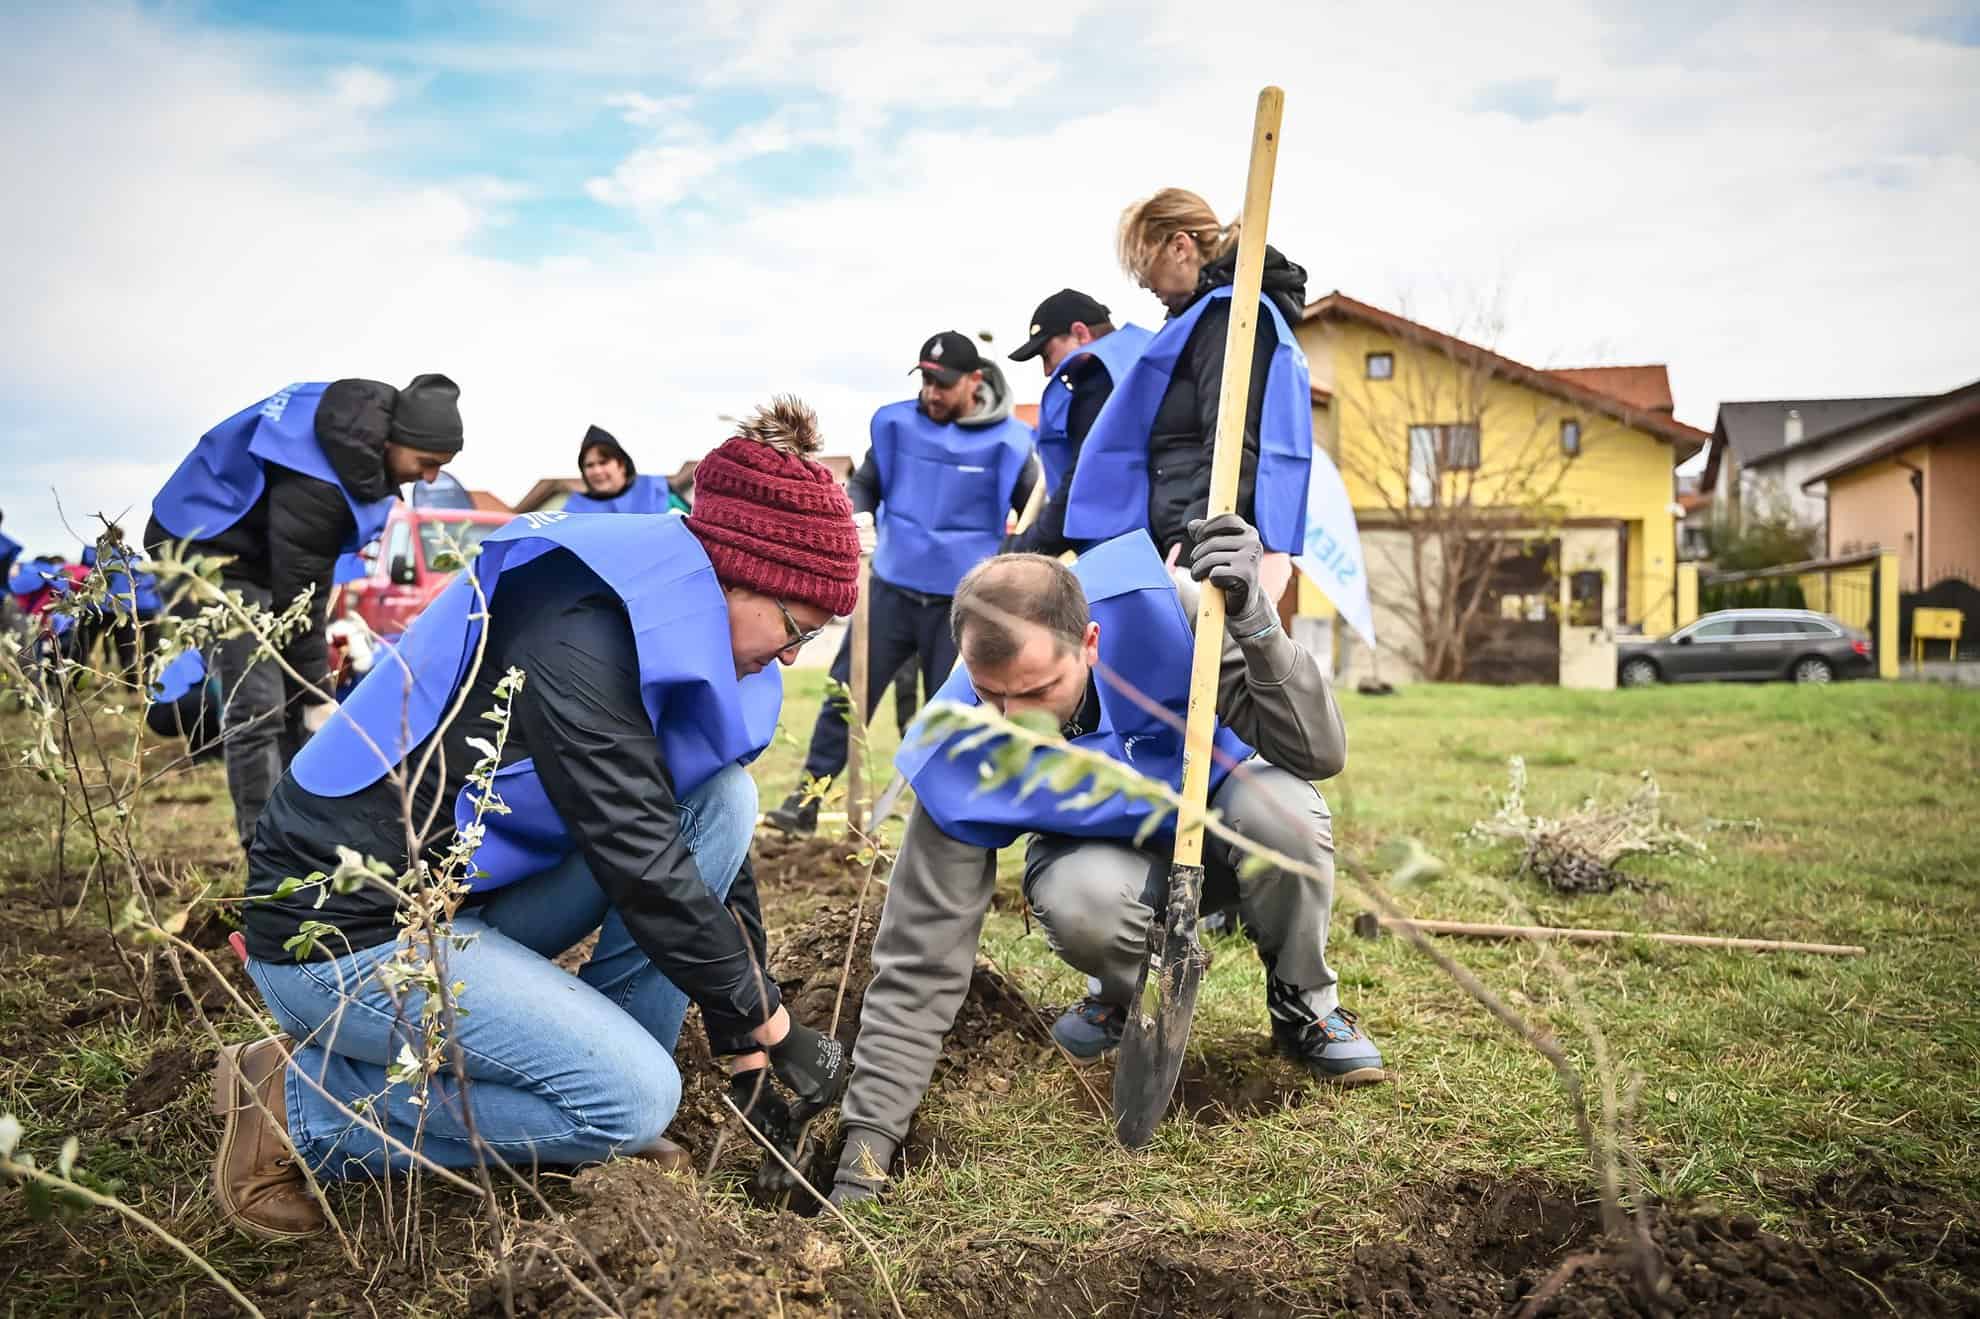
[1292,447,1376,647]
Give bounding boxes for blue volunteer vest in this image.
[151,382,399,557]
[1064,288,1312,553]
[151,649,209,705]
[563,473,675,515]
[896,531,1253,850]
[869,403,1034,597]
[83,546,163,618]
[10,556,63,598]
[1036,325,1154,492]
[0,531,19,577]
[290,512,782,891]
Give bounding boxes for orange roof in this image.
[1302,291,1708,459]
[1548,365,1673,414]
[1014,403,1039,429]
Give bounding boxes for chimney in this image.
[1784,408,1804,446]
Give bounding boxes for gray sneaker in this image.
[1050,997,1126,1063]
[1272,1006,1387,1087]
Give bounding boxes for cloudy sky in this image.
[2,0,1976,555]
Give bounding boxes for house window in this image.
[1407,425,1438,507]
[1366,352,1394,380]
[1442,423,1481,470]
[1568,570,1603,627]
[1560,418,1582,457]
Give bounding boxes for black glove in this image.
[729,1068,802,1196]
[1186,514,1275,637]
[768,1021,850,1121]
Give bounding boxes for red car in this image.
[330,505,510,684]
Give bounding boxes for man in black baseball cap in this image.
[765,331,1044,836]
[1007,289,1113,367]
[1005,289,1153,557]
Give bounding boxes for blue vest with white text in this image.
[896,531,1252,850]
[869,403,1034,597]
[151,382,399,558]
[1036,324,1154,492]
[290,512,782,891]
[1063,288,1312,553]
[563,474,676,515]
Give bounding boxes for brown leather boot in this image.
[211,1037,326,1240]
[632,1136,694,1175]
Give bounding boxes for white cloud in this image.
[1,0,1976,560]
[330,65,397,111]
[604,90,693,128]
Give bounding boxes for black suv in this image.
[1617,609,1874,687]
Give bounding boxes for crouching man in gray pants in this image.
[829,516,1385,1206]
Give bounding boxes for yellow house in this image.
[1292,293,1708,686]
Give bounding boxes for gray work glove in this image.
[828,1127,898,1208]
[1186,514,1278,640]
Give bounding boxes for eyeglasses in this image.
[774,598,827,654]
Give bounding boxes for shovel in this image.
[1112,86,1286,1150]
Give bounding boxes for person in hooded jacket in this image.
[1004,288,1153,559]
[765,332,1043,836]
[212,399,860,1241]
[145,375,464,852]
[565,425,687,514]
[1062,188,1314,566]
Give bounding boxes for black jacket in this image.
[145,379,399,691]
[243,548,779,1054]
[1005,351,1115,558]
[1143,247,1308,557]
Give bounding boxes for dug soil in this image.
[1334,1171,1980,1318]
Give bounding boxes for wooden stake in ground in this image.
[1113,86,1285,1150]
[1352,912,1866,957]
[845,550,873,837]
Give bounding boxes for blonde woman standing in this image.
[1064,188,1314,575]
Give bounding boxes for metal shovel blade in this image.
[1111,862,1208,1149]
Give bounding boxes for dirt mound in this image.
[1336,1173,1980,1317]
[661,900,1049,1195]
[477,1160,878,1317]
[753,831,870,901]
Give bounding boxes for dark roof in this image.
[1301,292,1708,457]
[1800,379,1980,488]
[1714,396,1927,471]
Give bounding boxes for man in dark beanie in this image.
[147,375,464,851]
[214,397,858,1240]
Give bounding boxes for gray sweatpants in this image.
[215,580,306,851]
[1022,761,1339,1017]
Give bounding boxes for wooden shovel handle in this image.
[1173,87,1284,870]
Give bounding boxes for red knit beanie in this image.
[686,396,861,617]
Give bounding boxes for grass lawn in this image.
[3,676,1977,1314]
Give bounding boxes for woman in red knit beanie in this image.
[212,397,862,1240]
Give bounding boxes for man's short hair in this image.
[950,554,1090,669]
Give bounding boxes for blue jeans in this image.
[245,765,758,1179]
